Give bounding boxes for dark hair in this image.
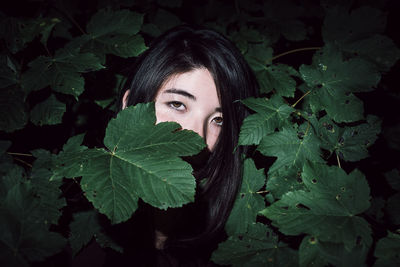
[121,25,259,247]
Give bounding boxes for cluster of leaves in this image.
[1,0,399,266]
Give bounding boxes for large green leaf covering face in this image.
[225,159,266,235]
[79,103,205,224]
[239,96,294,146]
[212,223,298,267]
[300,44,381,122]
[260,162,372,250]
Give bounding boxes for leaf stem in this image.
[7,152,33,157]
[336,153,342,168]
[292,90,311,108]
[272,47,321,61]
[13,158,33,168]
[256,190,269,194]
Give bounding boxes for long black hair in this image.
[120,25,259,248]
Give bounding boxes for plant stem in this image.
[13,158,33,168]
[336,153,342,168]
[292,90,311,108]
[256,190,269,194]
[272,47,321,61]
[8,152,33,157]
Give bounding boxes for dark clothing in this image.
[73,202,223,267]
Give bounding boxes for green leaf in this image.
[30,94,66,126]
[322,3,400,72]
[260,162,372,250]
[244,42,273,75]
[0,15,58,53]
[374,232,400,267]
[386,193,400,226]
[314,115,381,161]
[0,140,11,156]
[225,159,266,235]
[300,44,381,122]
[212,223,298,267]
[87,8,142,37]
[0,85,28,132]
[21,50,104,98]
[152,9,181,33]
[385,169,400,191]
[323,6,386,46]
[65,9,147,61]
[51,134,88,181]
[20,56,51,93]
[239,96,294,146]
[266,167,305,199]
[257,125,324,175]
[265,64,299,97]
[299,235,368,267]
[343,34,400,73]
[77,103,205,223]
[69,210,123,255]
[0,174,66,265]
[30,150,66,225]
[0,55,19,89]
[231,27,265,54]
[69,210,101,255]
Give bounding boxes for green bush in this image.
[1,0,399,266]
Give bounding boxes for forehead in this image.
[158,68,220,105]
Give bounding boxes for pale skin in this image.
[122,68,223,249]
[122,68,223,151]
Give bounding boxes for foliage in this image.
[0,0,399,266]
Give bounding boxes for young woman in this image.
[117,25,259,266]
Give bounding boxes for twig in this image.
[336,153,342,168]
[13,158,33,168]
[292,90,311,108]
[272,47,321,61]
[7,152,33,157]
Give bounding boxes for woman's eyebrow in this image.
[163,88,196,100]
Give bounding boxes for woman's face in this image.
[154,68,222,151]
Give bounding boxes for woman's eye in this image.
[212,116,223,126]
[168,101,185,111]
